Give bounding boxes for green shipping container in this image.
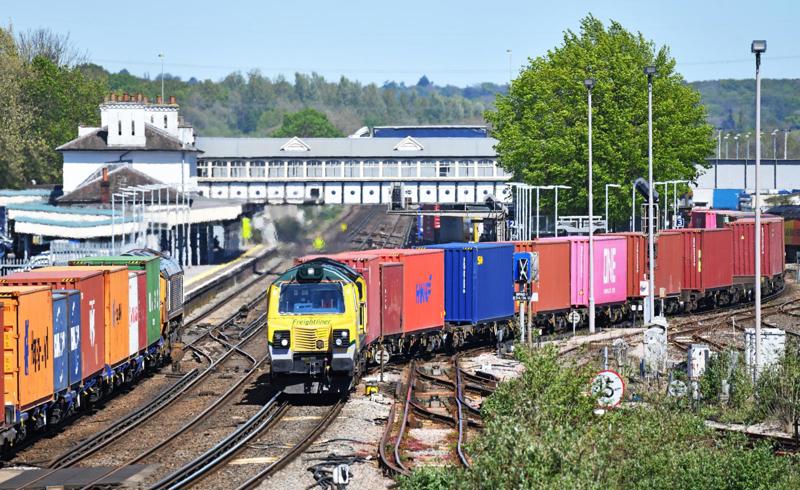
[69,256,162,346]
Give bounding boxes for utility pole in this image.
[752,39,766,380]
[645,65,657,323]
[158,53,165,102]
[584,77,596,334]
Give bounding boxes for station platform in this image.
[184,244,273,309]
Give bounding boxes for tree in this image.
[273,108,343,137]
[485,15,714,226]
[16,28,88,67]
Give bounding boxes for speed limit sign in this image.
[591,370,625,408]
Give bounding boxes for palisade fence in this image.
[0,240,113,275]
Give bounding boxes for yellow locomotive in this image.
[267,259,368,394]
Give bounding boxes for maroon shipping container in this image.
[0,270,106,378]
[727,218,785,279]
[608,233,647,298]
[505,240,571,314]
[346,249,445,335]
[655,232,684,297]
[674,228,734,292]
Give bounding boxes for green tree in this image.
[23,56,105,184]
[485,15,714,226]
[273,108,343,137]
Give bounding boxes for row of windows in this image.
[197,159,507,179]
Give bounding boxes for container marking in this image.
[415,275,432,304]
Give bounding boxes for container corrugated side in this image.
[655,232,683,297]
[137,272,148,351]
[728,218,785,278]
[52,293,69,393]
[53,289,82,386]
[128,272,140,356]
[69,256,161,347]
[0,286,55,411]
[608,233,647,298]
[0,270,105,379]
[552,236,627,306]
[678,229,734,291]
[46,266,130,367]
[426,243,514,324]
[347,249,445,334]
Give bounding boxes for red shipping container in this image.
[727,218,785,279]
[655,232,684,297]
[608,233,647,298]
[504,240,571,314]
[0,269,106,379]
[674,228,733,292]
[347,248,445,335]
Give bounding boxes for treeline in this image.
[0,27,104,188]
[691,79,800,131]
[81,67,499,137]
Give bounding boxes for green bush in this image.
[400,347,800,490]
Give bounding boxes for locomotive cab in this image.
[267,259,367,394]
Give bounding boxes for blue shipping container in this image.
[712,189,742,210]
[426,242,514,324]
[55,289,82,386]
[52,293,69,393]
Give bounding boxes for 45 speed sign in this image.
[591,370,625,408]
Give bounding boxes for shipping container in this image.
[128,272,140,356]
[0,270,105,379]
[607,233,647,299]
[505,240,571,314]
[137,272,148,351]
[727,218,785,279]
[654,232,684,297]
[51,292,69,393]
[69,256,161,347]
[673,228,734,292]
[45,266,130,367]
[53,289,82,386]
[0,286,55,411]
[539,236,628,307]
[0,304,3,423]
[425,243,514,324]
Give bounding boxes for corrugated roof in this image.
[195,136,497,159]
[7,203,114,216]
[0,189,52,197]
[12,216,132,227]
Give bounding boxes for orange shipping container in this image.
[506,240,572,314]
[0,286,55,411]
[42,266,130,367]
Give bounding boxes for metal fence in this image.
[0,240,113,275]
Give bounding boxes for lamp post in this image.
[553,185,570,237]
[724,133,730,159]
[752,39,766,380]
[158,53,165,102]
[585,77,596,333]
[506,49,512,85]
[772,129,779,189]
[605,184,621,232]
[785,129,789,160]
[631,182,636,232]
[645,65,656,323]
[745,132,751,160]
[735,134,740,160]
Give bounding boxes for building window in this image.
[325,160,342,177]
[458,160,474,177]
[287,160,302,178]
[197,161,209,178]
[477,159,494,177]
[269,160,285,178]
[212,160,228,178]
[250,160,266,178]
[131,120,136,136]
[420,159,436,177]
[382,159,398,178]
[307,160,322,177]
[118,120,122,136]
[231,160,246,178]
[344,160,360,178]
[439,160,454,177]
[401,160,417,178]
[496,163,510,177]
[163,115,168,129]
[363,160,379,177]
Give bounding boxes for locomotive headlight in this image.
[332,329,349,347]
[272,330,290,348]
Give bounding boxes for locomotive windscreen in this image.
[278,283,345,314]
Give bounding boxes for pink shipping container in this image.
[673,228,734,292]
[539,236,628,306]
[727,218,785,279]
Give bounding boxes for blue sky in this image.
[5,0,799,86]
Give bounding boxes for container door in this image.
[52,294,69,393]
[128,273,139,356]
[66,291,82,386]
[380,263,403,338]
[138,273,147,350]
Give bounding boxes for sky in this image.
[4,0,799,86]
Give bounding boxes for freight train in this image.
[0,251,183,448]
[267,217,785,394]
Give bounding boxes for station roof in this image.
[195,136,497,159]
